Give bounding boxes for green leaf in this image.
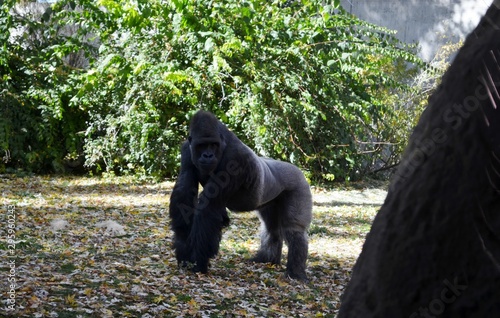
[204,37,215,52]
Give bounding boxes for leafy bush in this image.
[2,0,427,181]
[0,0,87,173]
[368,40,463,178]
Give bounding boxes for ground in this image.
[0,175,387,317]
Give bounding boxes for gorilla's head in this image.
[188,111,226,173]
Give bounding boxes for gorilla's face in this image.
[188,113,226,173]
[189,135,223,173]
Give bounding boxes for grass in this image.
[0,175,386,317]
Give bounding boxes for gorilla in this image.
[339,1,500,317]
[169,110,312,280]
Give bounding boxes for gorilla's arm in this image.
[169,141,199,263]
[188,189,228,273]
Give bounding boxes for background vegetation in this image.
[1,0,444,182]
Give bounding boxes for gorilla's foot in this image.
[191,259,210,274]
[250,251,281,265]
[285,269,308,282]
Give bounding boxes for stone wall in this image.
[341,0,490,60]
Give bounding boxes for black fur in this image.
[169,110,312,280]
[339,2,500,316]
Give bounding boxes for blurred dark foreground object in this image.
[339,1,500,317]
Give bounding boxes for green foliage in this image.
[0,1,87,173]
[369,40,462,176]
[1,0,427,181]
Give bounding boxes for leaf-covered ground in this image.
[0,175,387,317]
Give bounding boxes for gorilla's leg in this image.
[282,188,312,281]
[284,230,309,281]
[254,189,311,281]
[253,203,283,265]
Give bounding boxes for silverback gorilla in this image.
[339,1,500,317]
[169,110,312,280]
